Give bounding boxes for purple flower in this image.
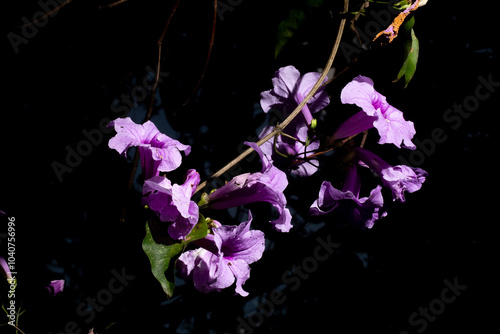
[142,170,200,240]
[206,142,292,232]
[258,124,320,177]
[334,76,416,149]
[260,65,330,125]
[108,117,191,180]
[0,256,12,281]
[258,66,329,177]
[355,147,427,202]
[310,165,387,229]
[46,279,65,297]
[177,212,265,297]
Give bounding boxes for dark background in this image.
[1,1,498,333]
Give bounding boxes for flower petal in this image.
[108,117,145,156]
[109,117,191,179]
[340,76,380,116]
[46,279,65,297]
[295,72,330,113]
[373,107,416,149]
[272,65,301,98]
[227,259,251,297]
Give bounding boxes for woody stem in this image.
[194,0,349,194]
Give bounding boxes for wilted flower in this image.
[334,76,416,149]
[108,117,191,180]
[142,170,200,240]
[177,212,265,297]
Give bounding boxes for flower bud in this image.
[311,118,318,130]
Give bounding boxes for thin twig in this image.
[194,0,350,194]
[181,0,217,108]
[146,0,182,122]
[20,0,73,28]
[99,0,128,9]
[8,323,27,334]
[360,131,368,148]
[120,0,182,222]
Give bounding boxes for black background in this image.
[1,1,498,333]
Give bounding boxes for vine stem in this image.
[180,0,218,108]
[194,0,350,194]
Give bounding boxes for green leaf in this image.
[392,0,413,11]
[184,214,209,243]
[142,215,208,299]
[142,223,183,299]
[394,17,419,88]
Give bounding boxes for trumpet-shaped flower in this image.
[355,147,427,202]
[206,142,292,232]
[334,76,416,149]
[260,65,330,125]
[310,165,387,229]
[108,117,191,180]
[177,212,265,297]
[142,169,200,240]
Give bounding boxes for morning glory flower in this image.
[108,117,191,180]
[310,164,387,229]
[355,147,427,202]
[205,142,292,232]
[260,65,330,125]
[46,279,65,297]
[177,212,265,297]
[142,169,200,240]
[334,76,416,149]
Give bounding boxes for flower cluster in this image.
[310,73,426,228]
[177,212,265,297]
[108,65,427,297]
[258,65,328,177]
[108,118,287,296]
